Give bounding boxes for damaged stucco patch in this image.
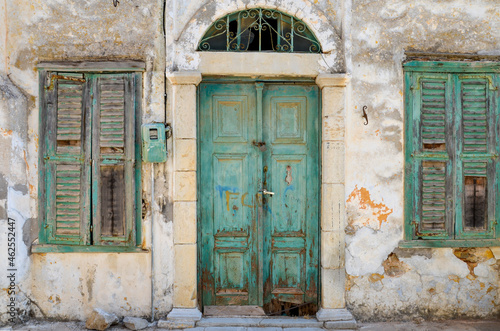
[346,185,393,232]
[347,248,500,321]
[382,253,409,277]
[31,253,152,321]
[345,223,401,276]
[453,248,496,278]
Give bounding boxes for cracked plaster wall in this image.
[345,0,500,321]
[0,0,173,323]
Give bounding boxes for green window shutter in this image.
[92,73,136,246]
[455,75,496,239]
[43,73,91,245]
[404,62,500,246]
[410,73,453,239]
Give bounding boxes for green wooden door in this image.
[199,82,319,315]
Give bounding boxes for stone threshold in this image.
[158,316,357,330]
[158,308,357,330]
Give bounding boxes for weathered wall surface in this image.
[1,0,500,325]
[0,0,172,324]
[345,0,500,321]
[165,0,345,73]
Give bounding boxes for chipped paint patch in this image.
[0,128,13,136]
[346,185,393,231]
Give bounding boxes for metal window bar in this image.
[198,8,321,53]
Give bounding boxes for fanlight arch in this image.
[198,8,322,53]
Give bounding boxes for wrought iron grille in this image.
[198,8,321,53]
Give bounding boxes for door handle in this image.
[259,189,274,196]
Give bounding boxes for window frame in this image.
[401,61,500,248]
[33,62,146,253]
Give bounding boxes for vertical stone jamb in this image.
[315,74,355,325]
[165,71,202,326]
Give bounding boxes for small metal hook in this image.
[362,106,369,125]
[113,0,119,7]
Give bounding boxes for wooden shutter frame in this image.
[40,71,90,245]
[454,75,497,239]
[402,61,500,248]
[92,73,137,246]
[36,67,144,252]
[407,72,453,240]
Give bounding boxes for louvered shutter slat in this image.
[462,81,488,153]
[99,77,126,154]
[56,81,84,154]
[459,78,492,234]
[412,75,452,239]
[421,161,446,230]
[93,74,135,246]
[44,73,89,245]
[421,81,446,150]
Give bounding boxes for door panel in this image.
[199,83,259,307]
[199,82,319,315]
[262,84,319,315]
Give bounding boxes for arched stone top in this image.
[169,0,344,73]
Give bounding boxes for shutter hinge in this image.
[45,74,86,91]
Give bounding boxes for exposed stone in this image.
[382,253,409,277]
[85,308,119,331]
[157,319,195,329]
[324,319,357,329]
[453,248,495,277]
[123,316,149,330]
[392,248,433,259]
[491,247,500,260]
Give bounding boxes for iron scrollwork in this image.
[198,8,321,53]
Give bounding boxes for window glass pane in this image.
[464,176,487,230]
[100,165,125,237]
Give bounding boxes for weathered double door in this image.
[199,81,319,315]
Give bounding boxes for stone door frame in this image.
[166,52,350,322]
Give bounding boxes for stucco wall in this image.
[0,0,172,323]
[345,0,500,321]
[165,0,345,73]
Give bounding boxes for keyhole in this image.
[285,165,292,186]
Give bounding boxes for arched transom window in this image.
[198,8,322,53]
